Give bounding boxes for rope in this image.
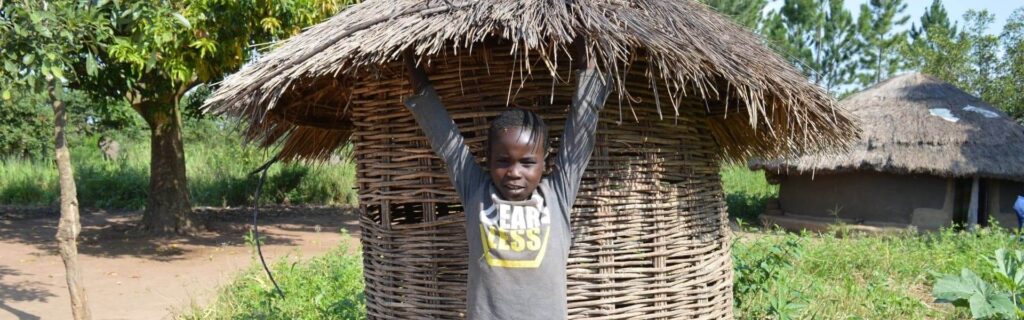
[251,157,285,298]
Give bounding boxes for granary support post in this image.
[968,176,980,231]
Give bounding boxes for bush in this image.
[0,94,52,159]
[179,237,366,320]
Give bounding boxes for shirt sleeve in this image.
[404,85,487,204]
[548,69,612,212]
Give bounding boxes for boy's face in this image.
[488,127,545,201]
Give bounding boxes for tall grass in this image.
[0,124,358,209]
[720,164,778,222]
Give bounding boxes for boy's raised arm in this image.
[403,54,486,203]
[549,60,612,211]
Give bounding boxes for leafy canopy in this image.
[0,1,112,96]
[95,0,350,103]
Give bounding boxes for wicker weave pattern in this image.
[351,47,732,319]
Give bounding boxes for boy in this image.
[1014,195,1024,231]
[403,53,610,319]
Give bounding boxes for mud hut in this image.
[205,1,856,318]
[753,73,1024,232]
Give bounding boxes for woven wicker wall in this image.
[353,46,732,319]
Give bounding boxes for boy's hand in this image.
[404,51,430,93]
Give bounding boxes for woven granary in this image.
[205,1,856,319]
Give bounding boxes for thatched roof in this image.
[204,0,857,161]
[753,73,1024,182]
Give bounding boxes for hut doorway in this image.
[953,178,989,228]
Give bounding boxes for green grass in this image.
[720,163,779,222]
[179,239,366,320]
[734,226,1024,319]
[0,124,358,209]
[190,227,1019,319]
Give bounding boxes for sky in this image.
[766,1,1023,35]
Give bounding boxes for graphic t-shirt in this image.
[405,70,610,319]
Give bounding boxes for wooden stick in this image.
[51,83,92,320]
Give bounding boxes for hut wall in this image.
[777,172,952,228]
[993,180,1024,227]
[352,47,732,319]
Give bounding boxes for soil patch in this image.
[0,205,359,320]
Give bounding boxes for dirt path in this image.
[0,206,360,320]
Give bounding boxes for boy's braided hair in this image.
[487,109,550,155]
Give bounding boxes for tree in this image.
[999,8,1024,121]
[699,0,769,29]
[87,0,348,233]
[856,0,910,86]
[0,93,52,159]
[0,2,114,318]
[909,0,956,41]
[763,0,860,93]
[962,10,1000,103]
[904,0,971,88]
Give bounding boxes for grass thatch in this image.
[204,0,857,161]
[753,72,1024,182]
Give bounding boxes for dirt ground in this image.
[0,206,360,320]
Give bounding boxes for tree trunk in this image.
[139,99,197,234]
[51,85,92,320]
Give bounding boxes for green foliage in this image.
[0,158,58,205]
[963,10,1002,104]
[0,0,112,95]
[0,93,52,159]
[179,240,366,320]
[698,0,768,29]
[98,0,350,94]
[720,164,778,222]
[905,4,971,89]
[191,222,1024,319]
[734,227,1024,319]
[933,248,1024,319]
[910,0,956,40]
[904,5,1024,122]
[997,8,1024,122]
[0,120,358,209]
[0,89,141,159]
[65,91,141,135]
[3,0,352,225]
[856,0,911,86]
[762,0,860,93]
[733,235,807,319]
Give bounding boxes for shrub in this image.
[179,236,366,320]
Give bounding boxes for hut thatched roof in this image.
[204,0,857,161]
[753,73,1024,182]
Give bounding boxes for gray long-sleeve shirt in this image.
[404,69,610,319]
